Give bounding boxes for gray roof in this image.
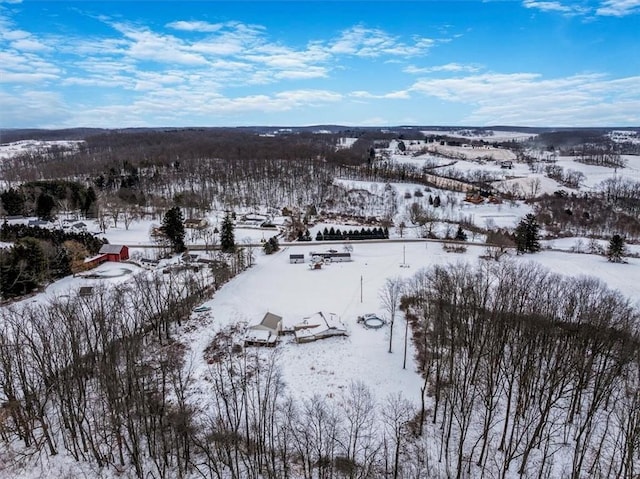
[78,286,94,296]
[99,244,126,254]
[261,312,283,330]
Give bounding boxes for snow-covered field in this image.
[180,241,640,405]
[0,140,83,159]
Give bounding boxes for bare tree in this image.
[379,277,404,354]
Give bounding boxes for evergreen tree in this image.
[220,211,236,253]
[36,193,56,220]
[433,195,441,208]
[263,235,280,255]
[515,214,541,254]
[607,234,626,263]
[455,226,468,241]
[0,237,47,298]
[1,188,25,216]
[161,206,186,253]
[83,186,97,218]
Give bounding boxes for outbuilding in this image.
[289,254,305,264]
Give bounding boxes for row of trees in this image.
[315,227,389,242]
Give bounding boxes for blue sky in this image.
[1,0,639,128]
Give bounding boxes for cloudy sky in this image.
[1,0,639,128]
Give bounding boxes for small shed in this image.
[78,286,94,297]
[289,254,305,264]
[500,160,513,169]
[328,252,351,262]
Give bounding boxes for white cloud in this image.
[1,28,29,40]
[522,0,592,15]
[330,26,434,58]
[523,1,574,12]
[10,37,52,52]
[596,0,640,16]
[111,23,209,65]
[166,20,224,32]
[404,63,481,74]
[0,50,61,84]
[350,89,411,100]
[411,72,640,126]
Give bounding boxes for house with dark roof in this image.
[244,312,283,347]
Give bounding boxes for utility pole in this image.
[403,317,409,369]
[360,275,363,303]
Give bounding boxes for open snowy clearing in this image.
[179,241,640,406]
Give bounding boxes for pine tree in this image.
[220,211,236,253]
[266,236,280,254]
[455,226,468,241]
[36,193,55,220]
[83,187,97,218]
[515,214,541,254]
[607,234,626,263]
[161,206,186,253]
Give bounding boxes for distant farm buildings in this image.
[309,251,352,262]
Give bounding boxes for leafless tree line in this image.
[0,264,226,478]
[402,260,640,479]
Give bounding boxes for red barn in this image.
[84,244,130,268]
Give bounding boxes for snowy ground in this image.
[0,140,83,159]
[178,241,640,407]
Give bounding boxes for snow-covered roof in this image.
[99,244,127,254]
